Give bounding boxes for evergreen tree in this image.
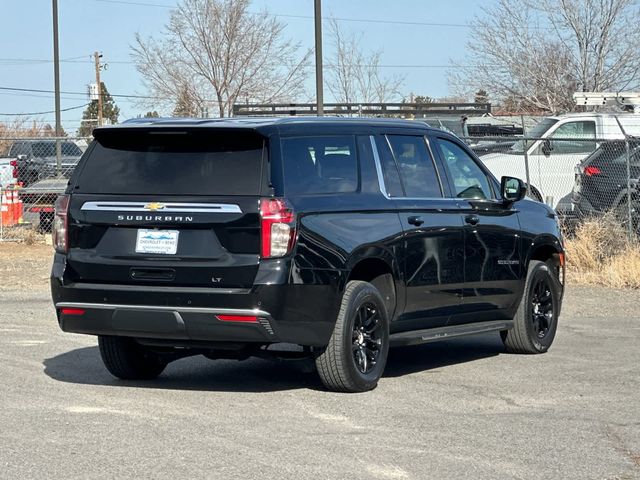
[172,86,200,117]
[78,82,120,136]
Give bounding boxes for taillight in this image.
[260,198,296,258]
[53,194,70,253]
[584,166,601,176]
[9,160,18,180]
[216,314,258,323]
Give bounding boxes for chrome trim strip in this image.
[423,135,446,195]
[81,201,242,214]
[56,302,269,318]
[369,135,389,197]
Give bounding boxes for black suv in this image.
[571,139,640,222]
[51,117,565,392]
[8,140,83,185]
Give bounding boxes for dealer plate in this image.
[135,229,179,255]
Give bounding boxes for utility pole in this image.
[94,52,103,127]
[314,0,324,116]
[52,0,62,174]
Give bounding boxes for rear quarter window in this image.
[281,136,359,194]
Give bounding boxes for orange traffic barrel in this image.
[12,189,23,224]
[1,189,14,226]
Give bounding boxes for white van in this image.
[479,113,640,210]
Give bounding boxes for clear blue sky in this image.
[0,0,484,134]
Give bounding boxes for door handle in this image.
[407,216,424,227]
[465,214,480,225]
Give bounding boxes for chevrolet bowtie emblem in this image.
[144,202,166,211]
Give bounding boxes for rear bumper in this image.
[51,258,343,347]
[55,301,280,344]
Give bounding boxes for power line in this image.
[0,86,165,100]
[0,103,89,116]
[92,0,472,28]
[0,58,498,69]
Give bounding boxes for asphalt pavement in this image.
[0,284,638,479]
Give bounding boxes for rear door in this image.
[432,135,522,323]
[535,119,597,208]
[375,133,465,330]
[66,128,268,289]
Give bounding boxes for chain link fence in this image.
[1,119,640,241]
[455,115,640,239]
[1,137,90,241]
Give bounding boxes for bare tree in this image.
[326,19,405,104]
[132,0,311,117]
[450,0,640,114]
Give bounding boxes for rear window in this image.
[75,130,265,195]
[590,142,640,166]
[281,136,358,194]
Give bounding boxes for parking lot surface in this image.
[0,246,638,479]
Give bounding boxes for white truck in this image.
[0,158,17,188]
[479,93,640,211]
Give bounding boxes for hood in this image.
[478,151,521,163]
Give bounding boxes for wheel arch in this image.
[346,253,401,321]
[526,237,565,293]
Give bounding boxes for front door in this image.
[432,136,522,324]
[532,119,597,209]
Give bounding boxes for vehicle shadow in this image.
[384,332,504,377]
[43,333,505,393]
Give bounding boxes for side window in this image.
[281,136,358,194]
[549,121,597,154]
[374,136,404,197]
[436,138,493,200]
[386,135,442,198]
[9,142,28,157]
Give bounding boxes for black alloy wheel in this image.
[352,302,383,374]
[530,278,554,339]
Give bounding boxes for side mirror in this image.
[16,154,27,161]
[541,139,552,156]
[501,176,527,204]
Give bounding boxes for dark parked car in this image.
[51,117,565,392]
[8,140,83,185]
[571,139,640,221]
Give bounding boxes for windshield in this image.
[33,142,83,157]
[510,118,559,153]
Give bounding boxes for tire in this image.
[98,336,167,380]
[315,280,390,393]
[502,260,560,354]
[38,212,54,233]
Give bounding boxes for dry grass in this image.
[0,225,47,245]
[565,213,640,288]
[0,242,52,291]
